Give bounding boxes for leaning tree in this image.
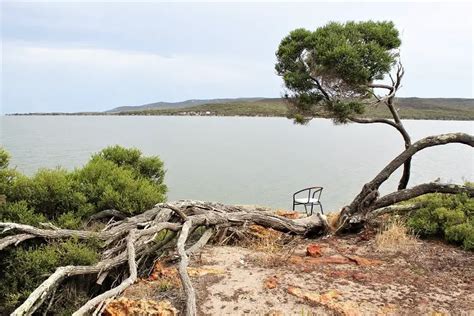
[0,21,472,316]
[275,21,412,190]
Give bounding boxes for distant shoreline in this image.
[5,112,474,121]
[5,97,474,121]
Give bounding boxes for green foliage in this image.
[15,168,91,219]
[275,21,401,123]
[0,201,46,225]
[0,239,99,310]
[0,145,167,313]
[74,155,166,215]
[93,145,166,185]
[0,147,10,169]
[407,190,474,250]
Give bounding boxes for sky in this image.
[1,1,473,113]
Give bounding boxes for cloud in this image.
[1,42,281,113]
[4,42,271,84]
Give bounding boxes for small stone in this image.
[306,244,323,257]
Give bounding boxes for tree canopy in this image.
[275,21,402,123]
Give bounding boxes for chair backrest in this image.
[293,186,323,201]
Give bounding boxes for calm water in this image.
[1,116,473,211]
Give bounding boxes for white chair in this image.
[292,186,324,216]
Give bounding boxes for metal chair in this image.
[292,186,323,216]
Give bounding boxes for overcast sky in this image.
[1,1,473,113]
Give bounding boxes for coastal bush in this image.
[73,156,166,215]
[0,145,167,313]
[406,189,474,250]
[0,239,100,311]
[93,145,166,185]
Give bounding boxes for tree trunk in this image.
[340,132,474,225]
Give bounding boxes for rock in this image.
[104,298,177,316]
[306,244,323,257]
[289,255,352,266]
[287,287,360,316]
[264,275,279,289]
[345,255,384,266]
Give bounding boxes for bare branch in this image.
[0,233,35,251]
[89,209,127,221]
[346,133,474,215]
[367,202,426,219]
[73,230,138,316]
[370,183,474,211]
[177,220,197,316]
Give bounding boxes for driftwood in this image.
[1,133,472,316]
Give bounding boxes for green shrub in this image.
[94,145,166,185]
[407,189,474,250]
[0,201,46,225]
[0,147,9,169]
[20,168,90,219]
[0,239,99,311]
[74,156,166,215]
[0,145,167,313]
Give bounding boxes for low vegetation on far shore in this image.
[7,97,474,121]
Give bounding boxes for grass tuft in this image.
[375,217,419,253]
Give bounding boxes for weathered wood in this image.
[0,233,35,250]
[177,220,197,316]
[344,133,474,218]
[73,230,137,316]
[370,183,474,211]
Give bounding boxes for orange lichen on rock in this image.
[264,275,279,289]
[287,287,360,316]
[103,298,177,316]
[345,255,384,266]
[148,262,180,285]
[289,255,352,265]
[306,243,324,257]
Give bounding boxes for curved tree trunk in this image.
[349,116,412,190]
[340,132,474,226]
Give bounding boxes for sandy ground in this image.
[114,234,474,316]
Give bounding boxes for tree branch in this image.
[346,133,474,215]
[177,220,197,316]
[370,183,474,211]
[73,230,138,316]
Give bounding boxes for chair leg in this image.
[292,202,295,211]
[310,204,314,216]
[319,203,323,215]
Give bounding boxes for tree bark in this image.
[342,132,474,223]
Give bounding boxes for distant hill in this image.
[109,97,474,121]
[8,97,474,120]
[106,98,266,113]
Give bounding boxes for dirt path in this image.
[109,235,473,315]
[191,236,473,315]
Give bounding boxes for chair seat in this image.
[295,198,320,204]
